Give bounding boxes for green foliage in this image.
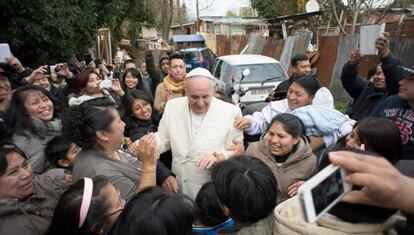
[334,100,348,114]
[225,10,237,17]
[239,7,254,17]
[251,0,298,18]
[0,0,154,67]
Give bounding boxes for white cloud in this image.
[184,0,251,18]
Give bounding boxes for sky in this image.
[183,0,396,19]
[184,0,252,19]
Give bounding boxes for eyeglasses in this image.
[106,189,125,217]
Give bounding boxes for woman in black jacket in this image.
[123,90,173,171]
[123,90,161,141]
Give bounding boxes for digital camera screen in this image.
[311,169,344,215]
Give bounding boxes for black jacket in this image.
[123,113,173,182]
[124,112,161,142]
[275,76,294,94]
[341,54,402,121]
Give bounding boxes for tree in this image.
[195,0,215,31]
[240,7,255,17]
[172,1,189,26]
[323,0,394,35]
[0,0,154,67]
[226,10,238,17]
[251,0,298,18]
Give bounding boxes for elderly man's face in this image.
[0,77,11,101]
[186,76,214,114]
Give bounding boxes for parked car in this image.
[210,54,288,105]
[179,47,217,73]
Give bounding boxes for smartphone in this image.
[100,79,112,90]
[359,23,385,55]
[149,42,161,50]
[84,53,93,65]
[0,43,12,63]
[49,65,57,74]
[298,164,352,223]
[95,59,103,66]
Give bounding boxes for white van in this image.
[210,54,288,104]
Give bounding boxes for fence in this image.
[212,20,414,102]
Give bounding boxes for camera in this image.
[95,59,103,66]
[148,42,162,50]
[48,65,60,74]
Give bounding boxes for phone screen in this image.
[0,43,12,63]
[311,168,344,215]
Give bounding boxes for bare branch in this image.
[199,0,215,11]
[331,0,348,35]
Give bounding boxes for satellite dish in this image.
[306,0,320,13]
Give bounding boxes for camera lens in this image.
[54,66,60,73]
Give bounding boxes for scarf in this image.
[163,74,185,93]
[31,117,62,138]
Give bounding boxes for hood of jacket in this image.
[274,196,402,235]
[258,136,313,167]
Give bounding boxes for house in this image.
[172,34,205,50]
[199,17,269,36]
[169,22,197,36]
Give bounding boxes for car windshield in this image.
[230,63,285,83]
[180,51,199,61]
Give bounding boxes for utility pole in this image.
[196,0,200,32]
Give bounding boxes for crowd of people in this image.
[0,33,414,235]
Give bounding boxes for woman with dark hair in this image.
[345,117,402,164]
[0,143,67,235]
[68,68,124,107]
[62,97,170,201]
[8,85,62,173]
[235,75,355,151]
[320,117,403,170]
[121,68,145,95]
[123,90,177,192]
[123,90,161,141]
[245,113,318,204]
[108,187,193,235]
[46,176,124,235]
[211,156,277,234]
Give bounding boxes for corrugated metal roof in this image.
[172,35,205,42]
[330,34,359,101]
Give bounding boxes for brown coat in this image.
[275,196,401,235]
[245,137,318,204]
[0,171,67,235]
[153,82,184,113]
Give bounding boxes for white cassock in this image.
[156,96,243,199]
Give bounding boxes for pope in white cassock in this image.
[155,67,244,200]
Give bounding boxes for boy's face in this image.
[59,143,81,168]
